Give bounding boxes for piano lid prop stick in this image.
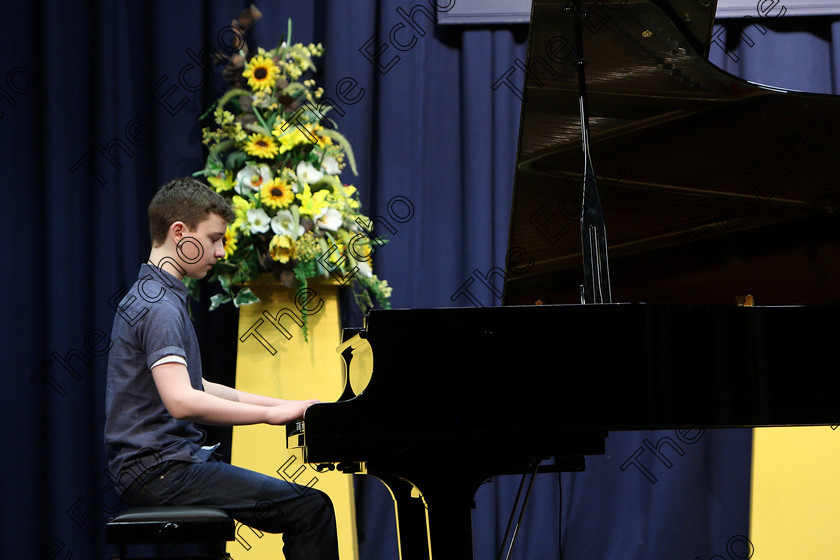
[496,461,541,560]
[571,0,613,304]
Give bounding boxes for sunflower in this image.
[242,54,281,92]
[260,177,295,209]
[243,133,280,159]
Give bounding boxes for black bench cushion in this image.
[106,506,235,545]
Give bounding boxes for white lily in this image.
[315,207,343,232]
[247,208,272,234]
[321,155,341,175]
[236,164,272,195]
[271,210,304,238]
[297,160,324,184]
[286,168,299,193]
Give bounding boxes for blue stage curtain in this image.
[0,1,837,558]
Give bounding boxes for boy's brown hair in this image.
[148,177,235,246]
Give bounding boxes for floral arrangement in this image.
[190,10,391,323]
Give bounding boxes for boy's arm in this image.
[202,378,305,407]
[152,364,314,426]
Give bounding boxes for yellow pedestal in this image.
[750,426,840,559]
[227,279,358,560]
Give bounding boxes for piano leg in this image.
[371,468,486,560]
[422,487,478,560]
[371,474,432,560]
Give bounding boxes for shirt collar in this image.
[138,262,189,304]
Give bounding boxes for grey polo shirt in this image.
[104,263,215,493]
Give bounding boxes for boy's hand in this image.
[265,399,320,425]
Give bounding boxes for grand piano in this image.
[289,0,840,558]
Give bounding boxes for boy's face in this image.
[178,213,228,279]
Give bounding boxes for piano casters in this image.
[569,0,613,305]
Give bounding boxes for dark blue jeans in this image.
[124,459,339,560]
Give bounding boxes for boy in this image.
[104,177,339,559]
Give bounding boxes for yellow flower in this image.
[231,195,253,225]
[348,233,373,261]
[315,129,332,150]
[272,119,331,152]
[243,133,280,159]
[294,232,320,261]
[343,184,360,209]
[379,279,393,299]
[242,55,281,92]
[207,170,234,193]
[222,223,238,259]
[260,178,295,209]
[252,90,273,109]
[268,234,294,263]
[296,184,330,218]
[272,122,309,153]
[222,121,247,142]
[327,243,345,264]
[213,107,235,126]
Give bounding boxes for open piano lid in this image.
[503,0,840,306]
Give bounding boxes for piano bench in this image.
[106,506,235,560]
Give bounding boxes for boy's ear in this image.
[169,221,187,242]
